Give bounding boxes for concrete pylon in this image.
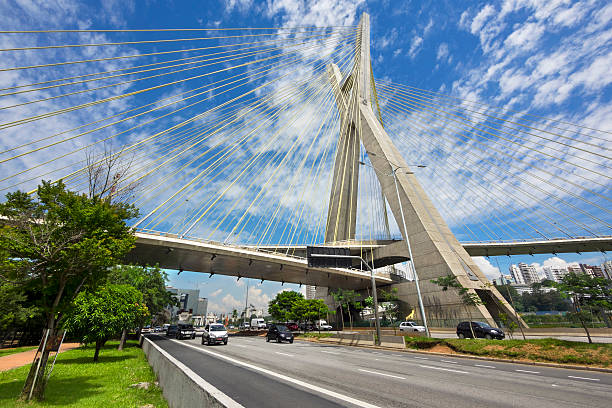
[324,13,525,327]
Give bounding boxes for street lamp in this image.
[358,158,430,337]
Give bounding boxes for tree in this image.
[64,284,148,361]
[0,282,40,332]
[231,309,238,324]
[107,264,175,350]
[0,181,137,400]
[291,299,331,325]
[431,275,483,339]
[379,288,400,324]
[554,272,612,343]
[331,289,362,330]
[268,291,303,322]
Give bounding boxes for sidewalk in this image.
[0,343,81,372]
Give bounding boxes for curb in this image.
[295,338,612,374]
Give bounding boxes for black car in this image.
[166,324,179,337]
[266,324,294,343]
[456,321,505,340]
[176,324,196,340]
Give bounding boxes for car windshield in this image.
[276,325,290,332]
[179,325,193,330]
[475,322,491,328]
[210,325,225,331]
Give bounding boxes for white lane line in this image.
[568,375,600,382]
[419,364,468,374]
[515,369,540,374]
[413,356,429,360]
[170,340,383,408]
[441,359,457,364]
[358,369,406,380]
[474,364,496,369]
[234,344,249,348]
[320,350,339,355]
[275,351,294,357]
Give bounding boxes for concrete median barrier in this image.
[142,336,241,408]
[379,335,406,349]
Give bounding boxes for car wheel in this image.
[276,336,281,343]
[207,338,212,346]
[223,339,228,345]
[266,336,270,342]
[485,334,492,340]
[201,337,205,345]
[458,333,465,339]
[289,339,293,344]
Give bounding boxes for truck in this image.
[251,318,267,330]
[314,320,332,331]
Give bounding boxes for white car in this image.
[202,323,228,345]
[399,321,426,332]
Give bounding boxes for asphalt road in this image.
[149,334,612,408]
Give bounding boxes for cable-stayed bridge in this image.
[0,14,610,326]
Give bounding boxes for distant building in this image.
[509,263,539,285]
[567,264,582,275]
[603,261,612,280]
[305,285,316,299]
[165,286,201,321]
[543,266,568,283]
[581,264,606,279]
[197,297,208,316]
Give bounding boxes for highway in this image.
[148,334,612,407]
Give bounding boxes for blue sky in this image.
[0,0,610,313]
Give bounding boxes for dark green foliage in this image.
[64,285,148,361]
[268,290,304,322]
[291,298,331,323]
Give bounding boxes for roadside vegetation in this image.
[404,337,612,367]
[297,332,335,339]
[0,340,167,408]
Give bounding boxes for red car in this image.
[285,322,299,331]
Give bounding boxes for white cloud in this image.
[472,257,501,281]
[408,36,423,59]
[210,288,223,297]
[436,42,450,62]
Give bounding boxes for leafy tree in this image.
[231,309,238,324]
[0,181,137,400]
[554,272,612,343]
[268,290,303,322]
[331,289,363,330]
[0,282,40,331]
[496,284,524,312]
[65,284,148,361]
[107,264,175,349]
[379,288,400,324]
[431,274,483,338]
[290,299,331,325]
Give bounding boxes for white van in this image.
[251,318,266,330]
[315,320,332,331]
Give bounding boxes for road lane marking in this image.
[320,350,339,355]
[474,364,496,369]
[274,351,294,357]
[171,340,383,408]
[234,345,249,348]
[568,375,600,382]
[515,369,539,374]
[358,369,406,380]
[413,356,429,360]
[419,365,468,374]
[441,359,457,364]
[146,337,244,408]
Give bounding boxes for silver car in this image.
[399,321,426,332]
[202,323,228,345]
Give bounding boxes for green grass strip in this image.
[0,340,168,407]
[0,346,37,358]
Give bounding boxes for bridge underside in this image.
[126,233,392,290]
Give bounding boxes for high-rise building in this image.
[581,264,605,279]
[509,263,539,285]
[603,261,612,280]
[567,264,582,275]
[509,265,525,285]
[543,266,568,283]
[305,285,317,299]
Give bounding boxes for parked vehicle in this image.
[238,322,250,331]
[284,322,299,331]
[166,324,179,337]
[202,323,228,345]
[456,321,505,340]
[314,320,332,331]
[399,321,426,333]
[251,318,267,330]
[299,322,314,331]
[176,323,196,340]
[266,324,294,343]
[153,326,163,333]
[141,325,152,333]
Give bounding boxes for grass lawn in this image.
[405,337,612,367]
[298,332,335,339]
[0,340,168,408]
[0,346,37,358]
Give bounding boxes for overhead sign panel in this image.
[306,246,352,268]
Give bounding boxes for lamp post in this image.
[358,158,430,337]
[390,165,430,338]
